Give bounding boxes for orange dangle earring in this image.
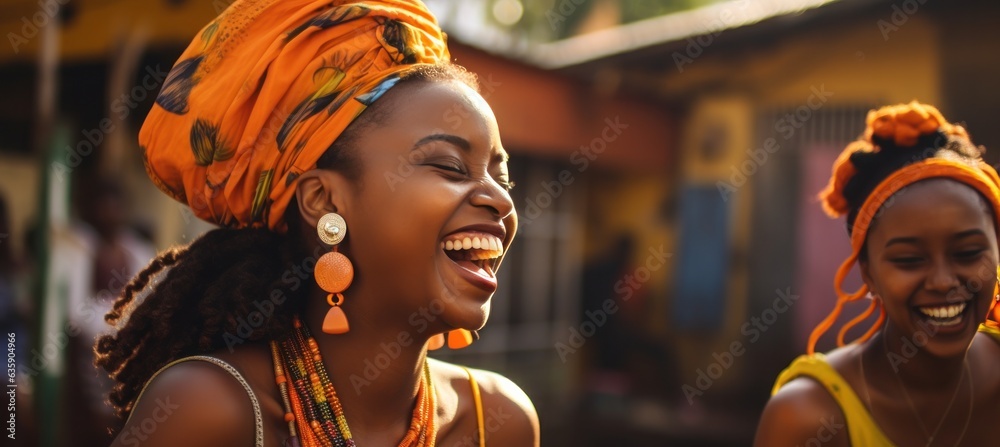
[428,329,478,350]
[315,213,354,334]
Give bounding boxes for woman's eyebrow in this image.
[885,236,919,248]
[412,133,470,151]
[953,229,987,240]
[885,229,988,247]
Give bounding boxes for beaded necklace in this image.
[271,317,437,447]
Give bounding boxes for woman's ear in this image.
[859,256,878,298]
[294,169,352,229]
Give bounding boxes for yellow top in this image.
[772,324,1000,447]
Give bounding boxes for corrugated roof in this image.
[522,0,843,69]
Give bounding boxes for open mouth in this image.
[440,233,504,278]
[914,299,972,328]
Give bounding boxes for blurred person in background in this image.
[96,0,539,446]
[58,165,155,445]
[0,192,36,444]
[581,233,635,409]
[756,102,1000,446]
[0,192,26,369]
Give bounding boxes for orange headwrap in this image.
[811,101,1000,354]
[140,0,450,231]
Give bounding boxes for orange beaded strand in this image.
[272,316,437,446]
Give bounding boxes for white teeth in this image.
[441,234,504,259]
[918,302,966,319]
[948,303,965,317]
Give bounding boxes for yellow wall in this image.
[670,96,755,389]
[657,16,941,107]
[584,171,675,329]
[0,155,39,258]
[664,15,943,392]
[2,0,221,62]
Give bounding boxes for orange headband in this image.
[809,159,1000,354]
[140,0,450,231]
[807,102,1000,355]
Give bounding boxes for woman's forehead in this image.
[871,179,994,237]
[362,80,500,144]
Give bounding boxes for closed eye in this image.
[955,248,986,259]
[428,163,466,175]
[890,257,924,265]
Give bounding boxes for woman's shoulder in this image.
[972,327,1000,396]
[756,375,850,446]
[111,355,259,447]
[429,358,540,446]
[770,343,860,390]
[974,323,1000,352]
[754,350,854,447]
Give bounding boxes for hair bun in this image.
[864,101,966,147]
[818,101,969,218]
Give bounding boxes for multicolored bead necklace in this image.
[270,316,437,447]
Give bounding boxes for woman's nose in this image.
[925,259,961,294]
[471,178,514,220]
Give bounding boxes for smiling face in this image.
[861,179,998,357]
[297,77,517,334]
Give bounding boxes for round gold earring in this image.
[317,212,347,245]
[315,212,353,334]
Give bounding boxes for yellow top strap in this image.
[773,324,1000,447]
[461,366,486,447]
[772,353,894,446]
[979,322,1000,343]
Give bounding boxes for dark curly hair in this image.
[808,102,1000,355]
[96,63,480,418]
[841,130,988,233]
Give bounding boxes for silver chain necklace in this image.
[856,332,974,447]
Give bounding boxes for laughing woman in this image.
[755,102,1000,446]
[97,1,539,446]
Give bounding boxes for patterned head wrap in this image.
[140,0,450,231]
[810,101,1000,354]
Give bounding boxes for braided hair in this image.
[95,226,308,418]
[819,102,986,236]
[96,63,480,418]
[807,102,997,353]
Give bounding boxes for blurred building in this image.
[0,0,673,445]
[2,0,1000,446]
[471,0,999,444]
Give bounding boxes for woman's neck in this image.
[871,325,967,391]
[301,290,431,435]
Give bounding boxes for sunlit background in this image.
[1,0,999,445]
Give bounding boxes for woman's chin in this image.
[905,320,978,360]
[439,303,490,332]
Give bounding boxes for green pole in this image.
[33,124,70,447]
